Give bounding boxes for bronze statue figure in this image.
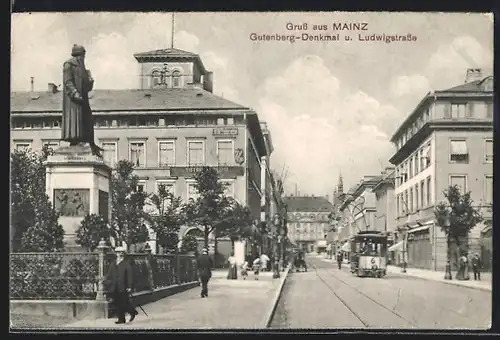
[62,44,103,157]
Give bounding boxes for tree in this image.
[75,214,114,252]
[147,184,186,254]
[110,160,150,248]
[434,185,483,268]
[11,146,65,252]
[179,234,199,254]
[184,167,231,248]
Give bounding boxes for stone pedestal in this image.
[44,145,112,250]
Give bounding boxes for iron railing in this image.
[10,247,198,300]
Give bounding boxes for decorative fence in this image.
[10,245,198,300]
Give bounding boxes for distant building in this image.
[389,68,493,271]
[284,195,334,253]
[11,48,274,262]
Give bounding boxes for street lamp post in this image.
[272,213,281,279]
[443,213,452,280]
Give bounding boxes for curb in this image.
[330,261,492,292]
[261,266,291,328]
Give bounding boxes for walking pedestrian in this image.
[260,253,270,272]
[240,259,249,280]
[104,246,138,324]
[472,253,482,280]
[252,255,261,280]
[227,252,238,280]
[336,251,343,270]
[197,248,212,298]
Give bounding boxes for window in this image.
[156,181,175,209]
[486,103,493,119]
[187,140,205,165]
[419,148,425,170]
[450,140,468,163]
[172,70,181,88]
[186,182,199,201]
[221,180,235,197]
[151,70,162,88]
[409,158,413,178]
[217,140,233,165]
[43,140,60,152]
[420,181,425,208]
[425,109,430,121]
[15,142,31,151]
[135,181,146,193]
[404,190,409,214]
[158,140,175,166]
[217,118,224,125]
[485,139,493,163]
[485,176,493,203]
[409,188,413,213]
[450,175,467,193]
[396,194,400,217]
[129,141,146,167]
[227,117,234,125]
[450,103,467,119]
[415,185,419,210]
[426,176,431,206]
[101,141,117,166]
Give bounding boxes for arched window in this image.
[151,70,162,88]
[172,70,181,88]
[185,227,203,238]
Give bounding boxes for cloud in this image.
[390,75,430,97]
[258,55,396,195]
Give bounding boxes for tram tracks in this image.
[306,260,419,328]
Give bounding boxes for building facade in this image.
[11,48,274,262]
[285,196,334,253]
[389,69,493,271]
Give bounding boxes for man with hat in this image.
[62,44,103,156]
[197,248,213,298]
[104,246,138,324]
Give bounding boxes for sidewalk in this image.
[61,269,288,329]
[319,256,492,292]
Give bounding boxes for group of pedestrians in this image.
[228,252,271,280]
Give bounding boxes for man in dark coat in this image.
[197,248,213,298]
[104,246,138,324]
[336,251,343,270]
[471,253,482,280]
[62,44,103,156]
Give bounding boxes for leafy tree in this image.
[179,234,199,254]
[110,160,150,248]
[434,185,483,268]
[75,214,114,251]
[184,167,231,248]
[11,146,64,252]
[147,184,186,254]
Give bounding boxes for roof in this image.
[11,88,247,113]
[133,48,207,73]
[371,170,395,192]
[284,196,334,212]
[390,75,494,142]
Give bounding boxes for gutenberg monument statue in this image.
[62,44,103,157]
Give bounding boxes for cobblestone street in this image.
[270,256,491,329]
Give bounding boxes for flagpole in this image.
[171,12,175,49]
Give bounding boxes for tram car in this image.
[349,231,388,278]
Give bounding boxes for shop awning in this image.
[341,242,351,252]
[408,225,430,234]
[388,240,404,252]
[450,140,468,155]
[316,240,327,247]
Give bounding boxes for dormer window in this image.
[172,70,181,88]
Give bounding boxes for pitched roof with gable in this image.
[439,76,494,93]
[284,196,334,213]
[11,88,247,113]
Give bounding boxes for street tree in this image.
[110,160,150,248]
[11,146,65,252]
[75,214,114,252]
[183,167,231,249]
[147,184,186,253]
[179,234,199,254]
[434,184,483,267]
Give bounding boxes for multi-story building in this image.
[10,47,274,262]
[372,167,396,262]
[389,68,493,271]
[285,195,334,253]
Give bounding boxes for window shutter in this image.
[466,102,474,118]
[443,103,451,118]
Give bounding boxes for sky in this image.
[11,12,494,197]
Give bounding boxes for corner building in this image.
[11,48,273,261]
[389,69,493,271]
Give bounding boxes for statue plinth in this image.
[45,145,112,250]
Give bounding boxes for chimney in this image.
[203,71,214,93]
[48,83,59,94]
[465,68,483,83]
